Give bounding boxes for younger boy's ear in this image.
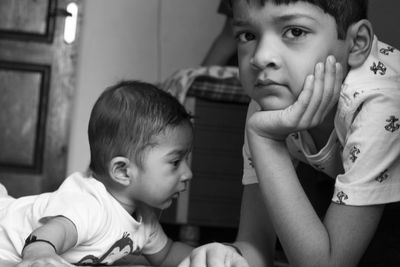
[109,157,137,186]
[347,19,374,68]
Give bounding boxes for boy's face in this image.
[232,0,350,110]
[131,123,193,210]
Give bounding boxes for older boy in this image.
[0,81,195,267]
[179,0,400,266]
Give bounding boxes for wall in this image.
[369,0,400,49]
[67,0,224,174]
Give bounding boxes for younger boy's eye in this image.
[236,32,255,43]
[171,160,180,167]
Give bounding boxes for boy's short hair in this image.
[230,0,368,39]
[88,80,192,177]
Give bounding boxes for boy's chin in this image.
[157,199,173,210]
[256,99,293,111]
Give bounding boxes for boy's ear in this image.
[109,157,138,186]
[346,19,374,68]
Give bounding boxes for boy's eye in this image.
[171,160,180,167]
[236,32,255,43]
[284,27,307,39]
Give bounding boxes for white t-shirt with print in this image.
[0,172,168,264]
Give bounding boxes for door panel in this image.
[0,0,55,42]
[0,0,81,197]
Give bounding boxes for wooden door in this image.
[0,0,82,197]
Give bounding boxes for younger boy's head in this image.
[230,0,373,111]
[88,80,193,179]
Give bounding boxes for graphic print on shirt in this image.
[335,191,348,205]
[379,46,395,55]
[349,146,360,163]
[375,169,389,183]
[385,116,400,132]
[370,61,387,75]
[247,156,254,168]
[76,232,135,266]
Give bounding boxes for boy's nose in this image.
[181,163,193,182]
[250,37,281,70]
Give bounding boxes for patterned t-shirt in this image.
[242,36,400,206]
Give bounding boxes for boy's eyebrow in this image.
[232,19,250,27]
[275,13,319,23]
[165,148,191,157]
[232,13,318,27]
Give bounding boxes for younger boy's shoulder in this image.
[54,172,108,200]
[60,171,96,187]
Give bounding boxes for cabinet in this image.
[187,97,248,227]
[160,76,250,242]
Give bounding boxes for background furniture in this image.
[160,75,249,245]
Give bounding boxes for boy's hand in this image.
[178,242,249,267]
[248,56,343,140]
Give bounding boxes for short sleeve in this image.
[333,87,400,205]
[40,190,103,245]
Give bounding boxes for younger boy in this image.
[179,0,400,266]
[0,80,194,266]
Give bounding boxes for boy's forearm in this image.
[22,216,77,259]
[235,184,277,267]
[247,135,331,265]
[22,240,58,259]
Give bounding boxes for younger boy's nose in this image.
[181,163,193,182]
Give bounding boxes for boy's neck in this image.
[308,106,337,151]
[107,188,137,215]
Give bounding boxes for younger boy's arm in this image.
[145,239,193,267]
[17,216,77,267]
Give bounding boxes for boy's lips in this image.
[171,191,183,199]
[254,78,287,93]
[254,78,284,88]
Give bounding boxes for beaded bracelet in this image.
[23,234,57,253]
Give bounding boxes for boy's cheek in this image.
[239,73,254,96]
